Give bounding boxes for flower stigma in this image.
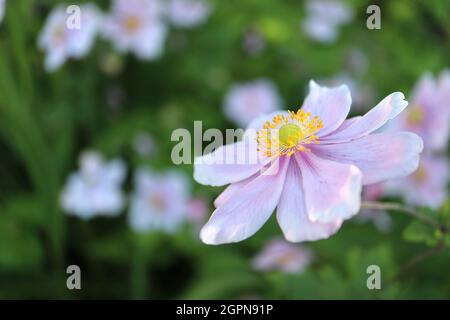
[256,109,323,157]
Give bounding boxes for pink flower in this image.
[302,0,353,43]
[186,198,209,224]
[223,79,282,128]
[38,4,101,72]
[389,71,450,152]
[128,169,189,233]
[194,81,423,244]
[61,151,126,219]
[385,153,449,209]
[252,238,313,274]
[102,0,167,60]
[167,0,212,28]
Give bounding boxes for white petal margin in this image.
[277,159,343,242]
[295,152,362,224]
[301,80,352,137]
[194,141,264,187]
[321,92,408,143]
[200,157,290,245]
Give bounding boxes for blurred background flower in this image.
[61,151,126,219]
[252,238,313,274]
[102,0,167,60]
[223,79,282,127]
[128,169,189,233]
[0,0,449,300]
[186,197,208,225]
[301,0,353,43]
[388,72,450,153]
[167,0,212,28]
[385,154,449,209]
[38,4,100,71]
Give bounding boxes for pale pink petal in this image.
[314,132,423,185]
[200,158,290,245]
[194,141,264,187]
[213,174,256,208]
[295,152,362,223]
[301,80,351,136]
[322,92,408,143]
[276,159,343,242]
[330,116,362,133]
[437,70,450,106]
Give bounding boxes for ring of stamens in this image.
[256,110,323,157]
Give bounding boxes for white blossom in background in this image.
[167,0,211,28]
[38,4,101,72]
[252,238,313,274]
[223,79,282,128]
[129,169,189,233]
[302,0,353,43]
[61,151,126,219]
[321,73,375,110]
[0,0,5,24]
[102,0,167,60]
[385,154,449,209]
[388,72,450,152]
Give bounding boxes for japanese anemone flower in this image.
[194,81,423,245]
[388,71,450,152]
[252,238,313,274]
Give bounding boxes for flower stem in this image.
[393,240,445,281]
[361,201,443,231]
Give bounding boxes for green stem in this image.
[361,201,444,231]
[393,240,445,281]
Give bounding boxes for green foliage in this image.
[0,0,448,299]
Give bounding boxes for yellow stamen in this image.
[148,194,166,212]
[256,109,323,158]
[413,165,427,183]
[124,15,141,33]
[407,106,424,125]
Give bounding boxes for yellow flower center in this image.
[53,25,66,44]
[124,15,142,33]
[407,105,424,125]
[256,109,323,157]
[412,165,427,183]
[279,123,304,146]
[148,193,166,212]
[277,251,297,266]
